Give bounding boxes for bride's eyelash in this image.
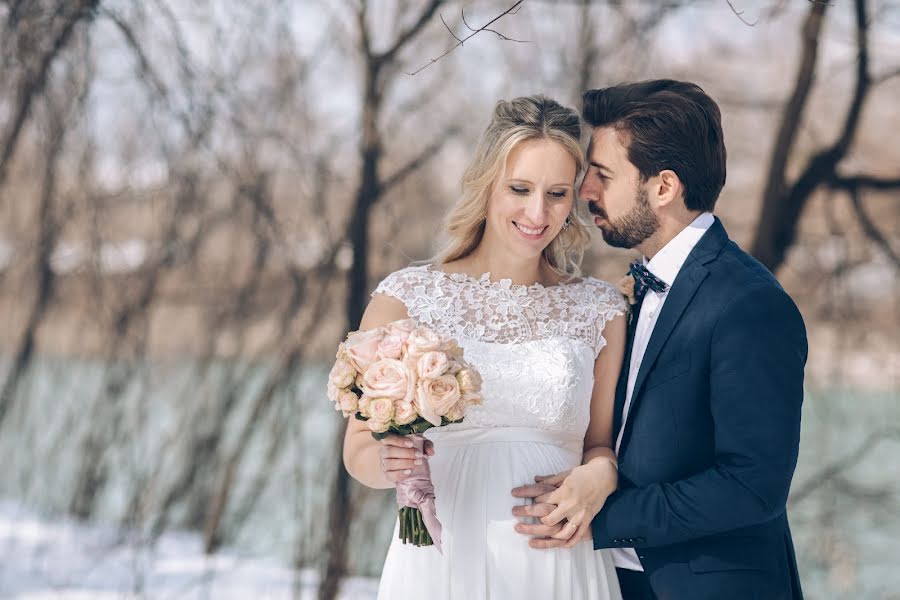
[510,186,529,195]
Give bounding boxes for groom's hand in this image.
[512,473,589,549]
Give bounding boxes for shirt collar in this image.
[644,212,715,287]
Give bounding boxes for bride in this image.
[342,95,626,599]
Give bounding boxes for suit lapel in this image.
[618,218,729,454]
[613,309,638,437]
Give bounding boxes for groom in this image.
[512,80,807,599]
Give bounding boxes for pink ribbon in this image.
[395,434,443,553]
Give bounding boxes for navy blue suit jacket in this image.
[591,218,807,600]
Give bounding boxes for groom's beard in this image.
[591,187,659,250]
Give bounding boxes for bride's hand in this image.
[535,460,617,548]
[378,434,435,484]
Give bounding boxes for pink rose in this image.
[386,318,417,342]
[328,358,356,389]
[337,389,359,417]
[369,397,394,422]
[417,351,450,379]
[361,359,415,402]
[327,382,339,403]
[376,334,404,360]
[344,327,384,373]
[367,418,390,434]
[415,374,461,426]
[394,400,417,425]
[446,360,462,375]
[456,368,482,394]
[406,326,443,360]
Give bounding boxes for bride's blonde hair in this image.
[435,95,591,278]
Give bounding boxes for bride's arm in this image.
[342,293,432,489]
[581,312,626,473]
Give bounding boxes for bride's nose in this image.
[523,193,548,224]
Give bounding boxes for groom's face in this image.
[578,127,660,249]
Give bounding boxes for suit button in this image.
[638,554,645,560]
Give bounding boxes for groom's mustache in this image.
[587,201,607,219]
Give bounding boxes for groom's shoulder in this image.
[706,240,805,329]
[710,238,782,293]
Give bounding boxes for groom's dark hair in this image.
[582,79,726,213]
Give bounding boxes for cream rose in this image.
[367,418,390,434]
[393,400,417,425]
[415,374,461,426]
[369,397,395,422]
[328,358,356,389]
[445,402,464,423]
[327,381,339,403]
[456,368,482,394]
[462,392,483,407]
[357,394,372,418]
[376,334,404,360]
[406,326,443,360]
[344,327,384,372]
[417,351,450,379]
[337,389,359,417]
[386,318,417,342]
[361,359,415,402]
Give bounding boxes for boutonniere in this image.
[618,274,637,307]
[618,274,637,325]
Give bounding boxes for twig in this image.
[406,0,527,76]
[726,0,758,26]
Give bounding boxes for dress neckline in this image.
[424,264,584,293]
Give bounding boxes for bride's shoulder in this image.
[372,264,437,298]
[572,276,628,312]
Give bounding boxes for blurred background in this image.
[0,0,898,598]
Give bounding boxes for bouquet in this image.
[328,319,483,552]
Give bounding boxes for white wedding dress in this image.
[373,265,626,600]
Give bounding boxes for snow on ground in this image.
[0,500,378,599]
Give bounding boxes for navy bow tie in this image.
[628,261,669,305]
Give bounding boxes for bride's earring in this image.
[562,217,571,230]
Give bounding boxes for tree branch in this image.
[847,187,900,269]
[726,0,758,26]
[406,0,526,76]
[789,428,900,505]
[381,126,461,192]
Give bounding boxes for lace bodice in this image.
[372,265,627,437]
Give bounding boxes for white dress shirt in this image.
[611,212,715,572]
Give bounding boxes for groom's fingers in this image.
[563,521,592,549]
[511,483,556,499]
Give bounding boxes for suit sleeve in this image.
[592,283,808,549]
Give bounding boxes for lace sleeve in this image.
[371,265,431,313]
[588,279,628,357]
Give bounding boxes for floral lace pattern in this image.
[372,265,627,435]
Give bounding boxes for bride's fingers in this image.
[380,435,417,449]
[514,521,564,537]
[380,444,428,462]
[511,502,555,519]
[381,457,420,472]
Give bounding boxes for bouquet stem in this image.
[399,506,433,547]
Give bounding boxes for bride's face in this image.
[484,139,576,259]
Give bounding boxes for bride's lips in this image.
[512,221,548,241]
